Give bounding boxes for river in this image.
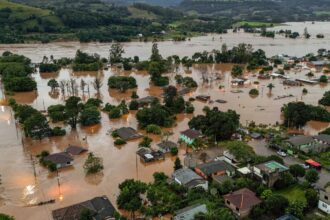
[0,22,329,63]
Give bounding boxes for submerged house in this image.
[136,147,165,163]
[252,160,289,187]
[157,140,177,153]
[172,168,208,190]
[224,188,261,218]
[43,152,73,169]
[52,196,115,220]
[115,127,142,141]
[65,145,88,156]
[195,160,235,179]
[180,129,202,145]
[135,96,158,107]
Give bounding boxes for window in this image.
[323,203,328,208]
[236,207,239,212]
[325,196,328,200]
[226,200,230,205]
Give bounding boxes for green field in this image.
[235,21,281,28]
[276,185,306,202]
[128,6,158,20]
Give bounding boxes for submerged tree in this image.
[47,79,59,93]
[109,43,124,64]
[93,77,103,96]
[83,152,104,174]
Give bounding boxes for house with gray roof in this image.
[172,168,208,190]
[52,196,115,220]
[43,152,73,169]
[195,160,235,179]
[157,140,177,153]
[286,135,329,153]
[173,204,207,220]
[314,134,330,146]
[115,127,142,141]
[135,96,158,107]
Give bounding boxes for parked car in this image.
[277,150,287,157]
[299,164,310,169]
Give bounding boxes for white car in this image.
[300,164,310,169]
[277,151,287,157]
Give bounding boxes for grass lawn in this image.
[235,21,282,28]
[0,0,50,15]
[276,184,306,203]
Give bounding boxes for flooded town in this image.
[0,20,330,220]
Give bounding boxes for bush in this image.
[39,63,60,72]
[114,138,126,145]
[320,75,328,83]
[152,76,169,86]
[109,107,121,118]
[146,124,162,135]
[170,147,178,156]
[183,77,197,88]
[249,88,259,96]
[83,152,103,174]
[108,76,137,91]
[129,100,139,110]
[231,65,243,77]
[3,76,37,91]
[80,106,101,126]
[51,127,66,136]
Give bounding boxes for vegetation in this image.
[249,88,259,96]
[0,213,15,220]
[72,50,102,71]
[108,76,137,92]
[231,65,243,78]
[319,91,330,106]
[188,107,240,141]
[103,101,129,119]
[136,104,174,128]
[83,153,104,174]
[114,138,126,146]
[79,106,101,126]
[145,124,162,135]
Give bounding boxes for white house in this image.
[319,188,330,214]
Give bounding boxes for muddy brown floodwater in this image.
[0,22,330,63]
[0,21,330,219]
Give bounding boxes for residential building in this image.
[115,127,142,141]
[173,204,207,220]
[135,96,158,107]
[52,196,115,220]
[223,150,238,165]
[319,187,330,214]
[252,160,289,187]
[136,147,165,163]
[172,168,208,190]
[224,188,261,218]
[157,140,177,153]
[195,160,235,179]
[212,175,233,185]
[286,135,315,153]
[180,129,202,145]
[314,134,330,146]
[43,152,73,169]
[65,145,88,156]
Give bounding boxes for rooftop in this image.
[286,135,314,147]
[181,129,201,139]
[157,140,177,149]
[65,145,88,155]
[255,160,288,173]
[172,168,203,186]
[52,196,115,220]
[196,160,235,176]
[314,134,330,144]
[174,204,207,220]
[224,188,261,211]
[116,127,142,141]
[44,152,73,165]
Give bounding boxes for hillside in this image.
[102,0,183,7]
[179,0,330,22]
[1,0,231,43]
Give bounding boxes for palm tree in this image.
[267,83,275,94]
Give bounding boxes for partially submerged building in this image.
[195,160,235,179]
[43,152,73,169]
[157,140,177,153]
[136,147,165,163]
[180,129,202,145]
[52,195,115,220]
[173,204,207,220]
[115,127,142,141]
[65,145,88,156]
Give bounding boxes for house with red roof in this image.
[223,188,261,218]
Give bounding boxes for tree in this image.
[305,188,319,209]
[24,113,51,139]
[92,77,103,96]
[79,106,101,126]
[249,88,259,96]
[231,65,243,78]
[150,43,162,62]
[188,108,240,141]
[48,104,66,122]
[286,200,306,219]
[305,169,319,184]
[65,96,83,129]
[174,157,182,170]
[320,75,328,83]
[108,76,137,92]
[47,79,59,92]
[138,136,152,148]
[83,152,104,174]
[274,172,295,189]
[267,83,275,94]
[136,104,174,128]
[289,164,306,180]
[117,179,147,219]
[304,27,311,39]
[260,189,272,200]
[109,43,124,64]
[80,208,94,220]
[225,141,255,163]
[194,208,235,220]
[265,194,289,216]
[0,213,15,220]
[319,91,330,106]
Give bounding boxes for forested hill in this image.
[179,0,330,22]
[101,0,183,7]
[1,0,230,43]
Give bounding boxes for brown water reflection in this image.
[1,62,330,219]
